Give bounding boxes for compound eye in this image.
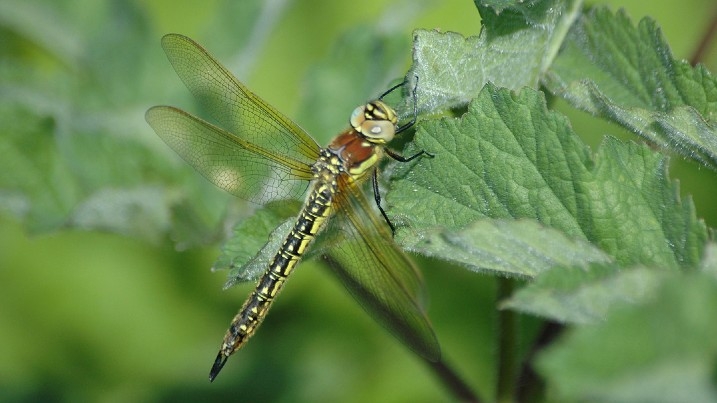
[361,120,395,142]
[350,105,366,131]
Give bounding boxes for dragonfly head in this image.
[350,100,398,144]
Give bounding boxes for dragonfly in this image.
[145,33,440,381]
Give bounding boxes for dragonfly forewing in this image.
[159,34,320,168]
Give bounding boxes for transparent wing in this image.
[160,34,319,162]
[146,34,321,203]
[325,174,441,362]
[147,106,315,203]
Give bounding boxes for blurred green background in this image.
[1,0,715,402]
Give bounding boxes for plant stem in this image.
[426,359,481,403]
[515,320,563,402]
[690,4,717,65]
[496,277,518,403]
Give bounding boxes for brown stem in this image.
[515,321,564,402]
[425,359,482,403]
[690,6,717,65]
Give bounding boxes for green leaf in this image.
[67,186,171,243]
[397,219,610,278]
[544,7,717,169]
[214,201,300,287]
[702,242,717,281]
[407,0,581,113]
[388,84,707,274]
[473,0,545,14]
[0,0,84,67]
[536,272,717,402]
[502,264,665,323]
[0,2,257,244]
[0,105,79,231]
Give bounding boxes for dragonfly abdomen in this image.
[210,161,339,380]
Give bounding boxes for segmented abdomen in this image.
[217,176,337,358]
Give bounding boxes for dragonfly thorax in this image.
[350,100,398,144]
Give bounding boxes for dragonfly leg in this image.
[395,75,419,134]
[372,168,396,235]
[374,148,434,235]
[385,147,434,163]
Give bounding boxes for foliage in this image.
[392,0,717,400]
[1,0,716,401]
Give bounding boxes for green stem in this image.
[496,277,518,403]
